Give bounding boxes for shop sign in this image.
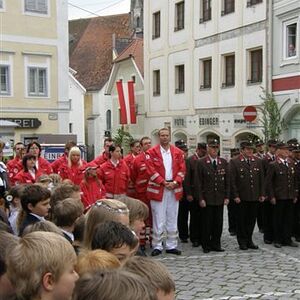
[0,118,41,128]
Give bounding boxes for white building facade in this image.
[144,0,269,157]
[272,0,300,141]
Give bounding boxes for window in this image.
[248,49,262,84]
[106,110,111,130]
[175,65,185,94]
[175,1,184,31]
[0,0,3,9]
[131,75,136,83]
[28,67,47,96]
[247,0,262,7]
[0,65,10,95]
[200,58,212,89]
[153,70,160,96]
[223,55,235,87]
[69,123,73,134]
[152,11,161,39]
[200,0,211,23]
[285,23,297,58]
[25,0,48,14]
[222,0,234,15]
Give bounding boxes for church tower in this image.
[130,0,143,34]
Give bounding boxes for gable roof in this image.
[69,14,133,91]
[114,38,144,76]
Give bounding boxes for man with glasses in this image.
[6,142,25,186]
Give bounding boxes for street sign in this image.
[243,106,257,122]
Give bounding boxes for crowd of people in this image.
[0,129,299,299]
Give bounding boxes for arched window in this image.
[136,16,140,28]
[106,110,111,131]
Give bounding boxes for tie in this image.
[284,160,289,167]
[213,160,217,170]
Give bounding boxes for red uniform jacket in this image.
[15,169,43,184]
[145,144,186,201]
[131,152,150,199]
[37,157,53,175]
[51,154,67,174]
[80,177,106,209]
[124,153,137,197]
[98,159,130,198]
[92,152,109,166]
[6,157,23,186]
[58,161,87,185]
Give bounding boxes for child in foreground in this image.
[6,231,78,300]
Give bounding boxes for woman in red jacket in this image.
[58,146,87,185]
[80,163,106,210]
[98,144,130,199]
[26,142,52,175]
[15,154,43,184]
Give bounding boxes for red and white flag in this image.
[116,80,136,124]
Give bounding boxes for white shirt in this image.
[160,145,173,181]
[209,155,217,165]
[61,229,74,242]
[110,159,119,167]
[29,213,45,221]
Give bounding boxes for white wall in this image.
[68,75,85,144]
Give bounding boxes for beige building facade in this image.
[0,0,69,147]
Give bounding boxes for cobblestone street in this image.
[154,212,300,300]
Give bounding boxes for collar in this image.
[61,229,74,242]
[160,145,171,154]
[29,213,45,221]
[110,159,120,167]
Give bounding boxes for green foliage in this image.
[259,89,282,142]
[113,127,134,155]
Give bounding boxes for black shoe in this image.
[166,248,182,255]
[203,248,210,253]
[151,249,162,256]
[239,245,248,250]
[264,239,272,244]
[274,243,282,248]
[180,239,188,243]
[192,241,200,247]
[211,247,225,252]
[247,243,259,250]
[283,241,298,247]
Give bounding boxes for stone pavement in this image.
[151,214,300,300]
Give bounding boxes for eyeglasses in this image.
[94,200,129,214]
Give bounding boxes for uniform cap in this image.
[207,139,220,147]
[240,140,255,149]
[197,142,207,150]
[276,141,289,149]
[255,139,264,147]
[230,148,240,156]
[267,139,278,147]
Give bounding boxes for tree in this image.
[259,89,283,142]
[113,127,134,155]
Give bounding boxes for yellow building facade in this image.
[0,0,69,148]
